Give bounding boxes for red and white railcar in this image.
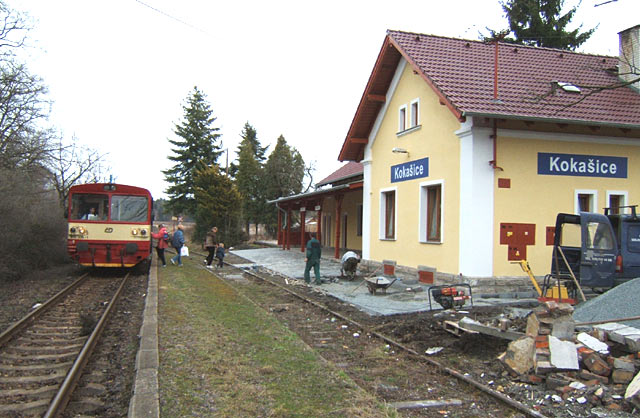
[67,183,153,267]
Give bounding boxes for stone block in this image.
[549,335,579,370]
[501,337,536,375]
[551,320,575,341]
[608,326,640,344]
[612,369,635,384]
[594,323,628,341]
[526,314,540,337]
[613,357,636,373]
[545,374,570,390]
[535,360,554,374]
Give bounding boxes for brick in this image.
[535,360,554,374]
[583,353,612,377]
[535,335,549,348]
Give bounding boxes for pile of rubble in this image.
[498,301,640,413]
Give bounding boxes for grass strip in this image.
[158,260,392,417]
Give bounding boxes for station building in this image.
[276,26,640,281]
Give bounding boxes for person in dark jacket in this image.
[150,223,169,267]
[204,226,218,268]
[215,242,225,268]
[170,224,185,266]
[304,233,322,285]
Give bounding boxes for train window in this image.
[111,195,148,222]
[70,194,108,221]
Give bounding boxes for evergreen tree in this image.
[486,0,595,50]
[263,135,305,232]
[163,87,223,216]
[235,122,269,235]
[193,164,242,245]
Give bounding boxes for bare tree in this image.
[47,135,109,209]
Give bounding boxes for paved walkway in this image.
[231,247,538,316]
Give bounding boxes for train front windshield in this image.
[70,193,149,222]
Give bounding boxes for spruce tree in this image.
[486,0,595,50]
[163,87,223,216]
[263,135,305,232]
[235,122,269,235]
[193,164,242,245]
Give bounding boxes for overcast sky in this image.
[9,0,639,199]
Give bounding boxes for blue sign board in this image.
[391,157,429,183]
[538,152,627,178]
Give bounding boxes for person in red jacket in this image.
[151,223,169,267]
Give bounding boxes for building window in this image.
[427,185,441,241]
[380,189,396,239]
[419,181,443,243]
[607,191,628,214]
[575,190,597,213]
[410,99,419,128]
[398,105,407,132]
[356,204,363,237]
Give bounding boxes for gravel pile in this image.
[573,277,640,328]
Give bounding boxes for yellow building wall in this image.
[494,136,640,277]
[368,63,462,271]
[319,189,363,251]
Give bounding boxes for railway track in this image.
[207,254,547,418]
[0,272,130,417]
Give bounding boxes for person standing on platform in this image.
[170,224,185,266]
[151,223,169,267]
[204,226,218,268]
[304,233,322,285]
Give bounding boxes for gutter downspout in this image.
[489,118,504,171]
[490,39,504,171]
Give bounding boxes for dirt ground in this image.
[1,253,637,417]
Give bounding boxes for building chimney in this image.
[619,25,640,91]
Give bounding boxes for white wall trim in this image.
[361,159,372,259]
[496,128,640,147]
[574,189,598,213]
[457,119,494,277]
[606,190,629,212]
[418,179,444,243]
[379,185,398,240]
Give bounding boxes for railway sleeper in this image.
[8,343,84,354]
[0,383,58,399]
[0,397,50,414]
[0,368,66,384]
[0,361,73,372]
[0,351,78,361]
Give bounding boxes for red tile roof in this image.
[339,30,640,161]
[317,161,363,187]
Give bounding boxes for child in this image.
[215,243,225,268]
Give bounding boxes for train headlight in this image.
[140,229,147,236]
[78,227,86,235]
[70,227,77,233]
[132,229,139,236]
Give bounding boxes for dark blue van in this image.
[605,205,640,285]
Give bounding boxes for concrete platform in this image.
[231,247,539,316]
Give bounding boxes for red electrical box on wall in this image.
[500,223,536,261]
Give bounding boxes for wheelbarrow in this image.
[365,276,397,295]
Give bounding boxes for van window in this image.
[627,225,640,253]
[559,223,581,247]
[586,222,614,250]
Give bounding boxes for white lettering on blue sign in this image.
[538,153,627,178]
[391,158,429,183]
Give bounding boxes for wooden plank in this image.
[459,317,525,341]
[443,320,478,337]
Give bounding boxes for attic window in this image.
[557,82,581,93]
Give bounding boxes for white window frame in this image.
[575,189,597,213]
[398,105,407,133]
[409,98,420,128]
[419,180,444,243]
[606,190,629,213]
[379,187,397,240]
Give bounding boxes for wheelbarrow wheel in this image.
[366,282,376,295]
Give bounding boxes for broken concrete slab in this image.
[608,326,640,345]
[549,336,579,370]
[576,332,610,355]
[551,320,575,341]
[389,399,463,410]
